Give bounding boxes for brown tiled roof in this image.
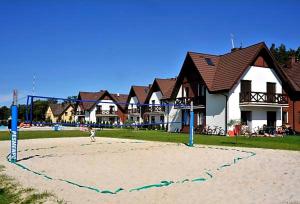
[49,103,72,116]
[78,90,128,111]
[155,78,177,99]
[131,86,149,103]
[78,91,106,110]
[111,93,129,110]
[282,62,300,92]
[188,42,278,92]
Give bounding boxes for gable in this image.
[170,54,206,99]
[253,56,269,67]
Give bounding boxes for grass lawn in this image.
[0,129,300,151]
[0,165,64,204]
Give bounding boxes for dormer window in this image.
[205,58,215,66]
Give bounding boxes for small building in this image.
[169,42,289,133]
[45,103,74,123]
[144,78,177,129]
[281,56,300,133]
[126,85,150,124]
[74,90,128,124]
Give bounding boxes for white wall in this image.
[149,91,162,105]
[228,66,283,130]
[205,90,226,130]
[128,96,138,109]
[89,100,118,123]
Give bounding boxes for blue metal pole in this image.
[11,105,18,162]
[189,101,194,147]
[30,96,33,123]
[25,96,29,123]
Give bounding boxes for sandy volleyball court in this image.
[0,137,299,204]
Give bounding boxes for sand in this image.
[0,137,299,204]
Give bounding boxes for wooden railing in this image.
[96,110,116,115]
[240,92,288,104]
[128,107,140,114]
[175,96,204,107]
[145,106,165,112]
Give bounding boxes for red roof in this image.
[282,62,300,93]
[128,85,150,104]
[145,78,177,102]
[187,42,283,92]
[77,90,128,111]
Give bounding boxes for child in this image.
[89,127,96,142]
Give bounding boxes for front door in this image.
[267,111,276,127]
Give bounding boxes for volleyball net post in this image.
[189,101,194,147]
[11,90,18,163]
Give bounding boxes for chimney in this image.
[287,56,296,67]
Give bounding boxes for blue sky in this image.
[0,0,299,106]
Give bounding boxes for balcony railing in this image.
[175,96,204,107]
[128,107,141,114]
[76,111,85,115]
[145,106,165,113]
[240,92,288,104]
[96,110,116,115]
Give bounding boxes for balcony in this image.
[128,107,140,114]
[96,110,117,115]
[175,97,205,109]
[240,92,288,105]
[76,111,85,115]
[145,105,165,113]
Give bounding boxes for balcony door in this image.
[241,80,251,101]
[267,82,276,103]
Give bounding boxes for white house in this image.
[169,42,289,133]
[126,85,149,124]
[74,90,128,125]
[143,78,177,130]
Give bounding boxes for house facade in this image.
[169,42,289,133]
[74,90,128,124]
[144,78,176,130]
[45,103,74,123]
[282,56,300,133]
[126,85,149,124]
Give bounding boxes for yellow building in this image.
[45,103,74,123]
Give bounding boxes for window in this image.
[282,111,288,124]
[241,80,251,93]
[109,106,114,114]
[205,58,215,66]
[160,115,164,122]
[267,82,276,103]
[197,112,204,125]
[201,86,205,96]
[151,116,155,123]
[151,100,155,105]
[65,112,68,116]
[298,112,300,124]
[241,111,252,125]
[184,87,189,97]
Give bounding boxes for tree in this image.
[0,106,10,121]
[270,43,300,65]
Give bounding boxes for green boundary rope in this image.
[7,141,256,195]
